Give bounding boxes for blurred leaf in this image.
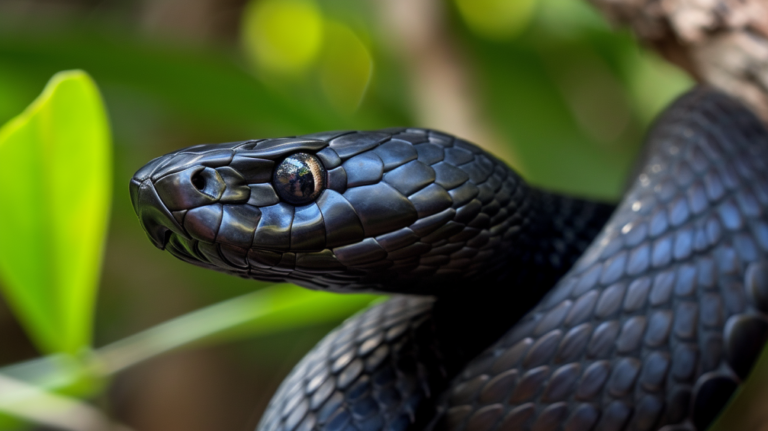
[0,30,410,138]
[544,49,633,146]
[0,283,378,429]
[454,0,537,40]
[460,36,636,199]
[0,415,26,430]
[625,50,692,124]
[319,21,373,114]
[535,0,609,37]
[0,33,326,137]
[0,70,111,356]
[445,0,692,200]
[0,284,377,427]
[240,2,374,116]
[241,0,324,75]
[96,284,379,374]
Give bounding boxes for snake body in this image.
[131,88,768,430]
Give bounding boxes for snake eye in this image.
[273,153,326,204]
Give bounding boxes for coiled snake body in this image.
[131,88,768,430]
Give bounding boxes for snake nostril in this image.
[191,172,207,191]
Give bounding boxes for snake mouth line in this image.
[164,234,214,269]
[160,229,173,249]
[164,231,250,273]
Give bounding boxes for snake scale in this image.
[130,87,768,430]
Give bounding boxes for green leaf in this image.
[0,70,112,356]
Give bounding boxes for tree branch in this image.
[588,0,768,120]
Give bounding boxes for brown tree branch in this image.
[588,0,768,120]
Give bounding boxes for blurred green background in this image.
[0,0,695,430]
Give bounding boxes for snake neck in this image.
[431,187,615,368]
[514,188,616,284]
[469,183,616,295]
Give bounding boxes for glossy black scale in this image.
[130,88,768,431]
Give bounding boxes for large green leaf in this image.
[0,70,112,356]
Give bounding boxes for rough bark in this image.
[588,0,768,120]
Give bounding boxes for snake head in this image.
[130,128,522,293]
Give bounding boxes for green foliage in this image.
[454,0,537,40]
[241,0,325,75]
[450,0,692,199]
[240,0,375,115]
[317,21,373,114]
[0,70,111,357]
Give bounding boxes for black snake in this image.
[130,88,768,430]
